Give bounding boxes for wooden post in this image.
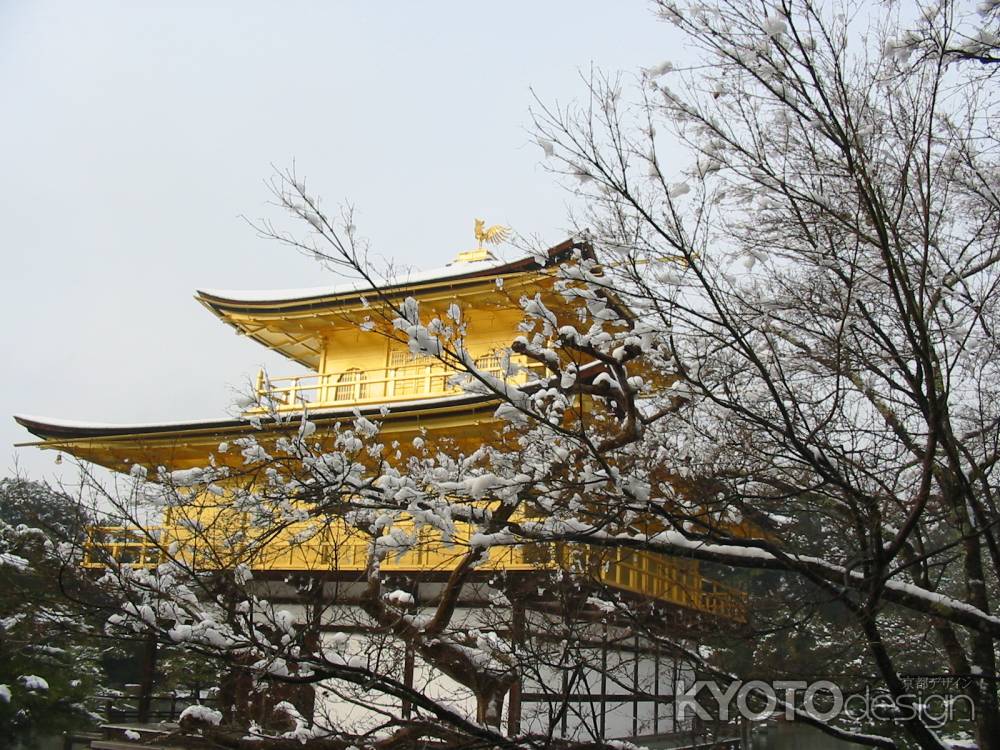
[740,715,752,749]
[600,622,608,739]
[136,631,158,723]
[506,599,525,736]
[401,644,415,719]
[632,634,640,738]
[654,642,660,735]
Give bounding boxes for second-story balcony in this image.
[82,526,748,623]
[253,352,546,413]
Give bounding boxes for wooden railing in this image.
[600,547,748,623]
[83,527,747,623]
[252,354,546,412]
[84,527,164,568]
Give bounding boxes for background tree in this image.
[0,479,110,748]
[526,1,1000,747]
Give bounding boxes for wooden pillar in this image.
[401,643,415,719]
[740,716,752,749]
[560,669,569,737]
[136,631,158,723]
[506,598,525,736]
[654,642,660,735]
[631,634,639,737]
[672,656,679,732]
[600,622,608,739]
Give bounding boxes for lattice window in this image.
[333,368,368,401]
[474,350,505,381]
[388,348,418,395]
[389,348,453,396]
[388,348,416,367]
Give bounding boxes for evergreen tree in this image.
[0,480,108,748]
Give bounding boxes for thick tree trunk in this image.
[136,632,158,724]
[218,661,253,726]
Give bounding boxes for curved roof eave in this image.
[13,392,499,444]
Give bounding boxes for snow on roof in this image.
[197,256,520,304]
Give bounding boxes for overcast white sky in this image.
[1,2,685,483]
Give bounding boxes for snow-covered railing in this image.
[251,354,546,412]
[83,526,747,622]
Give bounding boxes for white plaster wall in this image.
[274,602,695,741]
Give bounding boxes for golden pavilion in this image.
[14,234,747,740]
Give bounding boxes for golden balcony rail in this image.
[600,547,748,623]
[84,527,165,568]
[252,353,546,412]
[83,526,747,623]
